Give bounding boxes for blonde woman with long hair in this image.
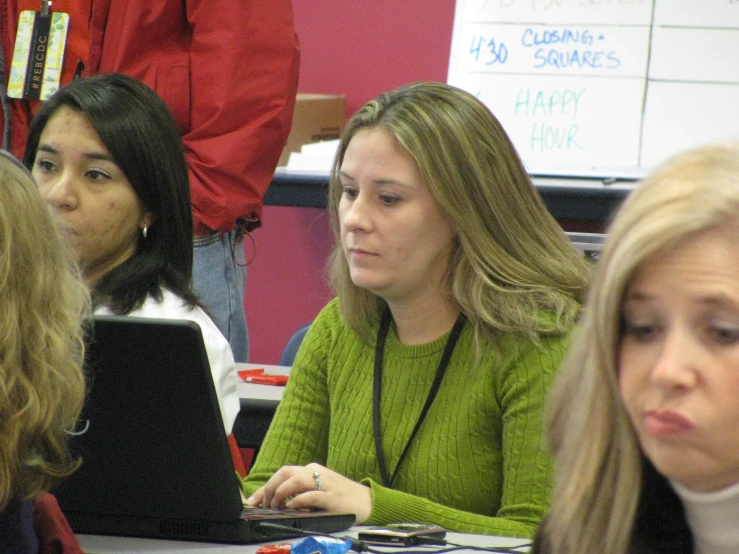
[533,143,739,554]
[0,151,89,551]
[244,82,590,537]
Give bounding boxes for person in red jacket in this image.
[0,0,301,362]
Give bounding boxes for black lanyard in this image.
[372,308,467,488]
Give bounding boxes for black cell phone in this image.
[357,523,447,546]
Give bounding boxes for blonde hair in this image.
[0,152,90,510]
[540,143,739,554]
[327,82,590,345]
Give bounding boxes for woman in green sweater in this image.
[244,82,590,538]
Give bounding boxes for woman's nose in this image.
[40,174,78,210]
[341,194,372,232]
[650,327,697,390]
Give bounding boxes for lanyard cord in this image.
[372,307,467,488]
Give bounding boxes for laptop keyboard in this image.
[241,506,319,520]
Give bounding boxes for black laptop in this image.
[53,315,355,544]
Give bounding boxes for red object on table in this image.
[256,543,293,554]
[237,368,289,386]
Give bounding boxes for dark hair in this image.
[629,459,693,553]
[533,459,693,554]
[23,73,198,313]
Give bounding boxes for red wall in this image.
[291,0,456,117]
[245,0,458,363]
[245,206,334,364]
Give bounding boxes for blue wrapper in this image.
[291,536,352,554]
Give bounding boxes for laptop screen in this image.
[54,315,244,522]
[54,315,355,543]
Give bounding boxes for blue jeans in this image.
[192,231,248,362]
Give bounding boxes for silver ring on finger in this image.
[313,470,322,491]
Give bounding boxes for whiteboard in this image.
[447,0,739,179]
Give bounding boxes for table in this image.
[78,527,532,553]
[236,363,291,403]
[233,364,291,451]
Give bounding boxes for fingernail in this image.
[246,496,255,504]
[285,500,294,508]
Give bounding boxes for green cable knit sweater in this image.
[243,299,570,538]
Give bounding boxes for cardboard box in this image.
[278,93,346,167]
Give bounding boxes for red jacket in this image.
[33,494,83,554]
[0,0,300,233]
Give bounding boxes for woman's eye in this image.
[86,169,111,181]
[35,159,56,172]
[380,195,399,206]
[709,326,739,345]
[622,319,658,341]
[341,186,358,199]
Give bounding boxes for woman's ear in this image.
[141,211,156,230]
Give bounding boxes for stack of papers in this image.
[285,140,339,172]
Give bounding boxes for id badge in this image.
[7,9,70,100]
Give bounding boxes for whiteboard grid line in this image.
[637,0,657,168]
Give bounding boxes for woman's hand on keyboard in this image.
[245,462,372,524]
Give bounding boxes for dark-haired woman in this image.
[23,73,239,433]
